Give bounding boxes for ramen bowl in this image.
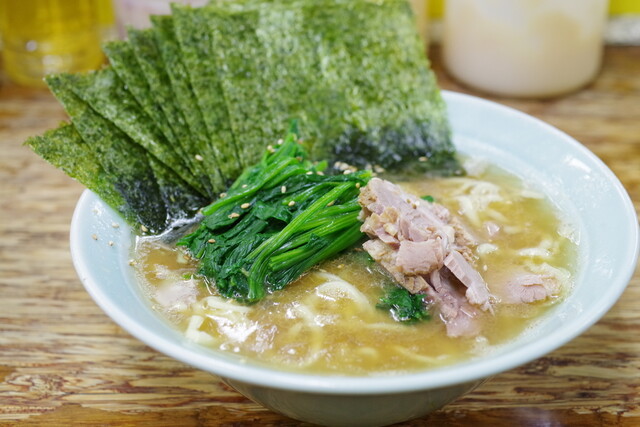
[70,91,639,426]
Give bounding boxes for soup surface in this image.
[134,160,577,375]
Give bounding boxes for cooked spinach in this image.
[178,124,371,302]
[378,287,431,324]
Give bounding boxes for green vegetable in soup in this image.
[378,287,431,324]
[178,124,371,302]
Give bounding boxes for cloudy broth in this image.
[134,162,577,375]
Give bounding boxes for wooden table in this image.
[1,46,639,426]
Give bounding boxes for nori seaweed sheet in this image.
[319,0,456,173]
[102,40,176,147]
[28,0,458,236]
[147,156,210,221]
[45,74,168,233]
[150,15,232,190]
[25,122,134,222]
[195,6,300,167]
[126,28,222,197]
[171,5,244,178]
[198,0,458,174]
[56,68,207,195]
[102,38,209,194]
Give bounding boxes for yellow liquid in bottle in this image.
[0,0,108,87]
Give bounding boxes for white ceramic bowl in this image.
[70,91,639,426]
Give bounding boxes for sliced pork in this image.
[443,251,492,311]
[497,273,560,304]
[358,178,494,337]
[428,269,481,337]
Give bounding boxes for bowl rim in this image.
[70,90,639,395]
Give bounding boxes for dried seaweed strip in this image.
[25,122,133,222]
[127,28,222,198]
[251,2,351,153]
[45,75,167,232]
[320,0,456,173]
[148,156,210,222]
[171,5,244,179]
[150,15,231,190]
[199,7,287,167]
[57,68,207,195]
[208,0,456,174]
[103,38,207,193]
[103,40,176,146]
[198,4,344,168]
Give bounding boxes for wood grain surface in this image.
[1,46,639,426]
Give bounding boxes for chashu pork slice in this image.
[358,177,494,337]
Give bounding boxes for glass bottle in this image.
[0,0,107,87]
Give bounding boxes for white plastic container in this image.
[442,0,609,98]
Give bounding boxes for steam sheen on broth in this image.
[134,160,577,375]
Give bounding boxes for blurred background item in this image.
[605,0,640,45]
[428,0,639,97]
[429,0,640,44]
[441,0,610,98]
[113,0,432,45]
[113,0,207,33]
[1,0,638,91]
[410,0,430,46]
[0,0,115,88]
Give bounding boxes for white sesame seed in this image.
[343,169,352,175]
[229,212,240,218]
[195,154,204,161]
[267,145,275,153]
[220,192,227,198]
[108,241,114,246]
[111,222,120,228]
[91,234,98,240]
[241,184,247,188]
[128,259,137,266]
[418,156,428,162]
[241,203,250,209]
[277,138,284,145]
[356,183,361,189]
[326,200,335,207]
[140,225,148,233]
[281,186,287,193]
[316,171,324,176]
[288,200,296,207]
[208,238,216,243]
[306,171,313,175]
